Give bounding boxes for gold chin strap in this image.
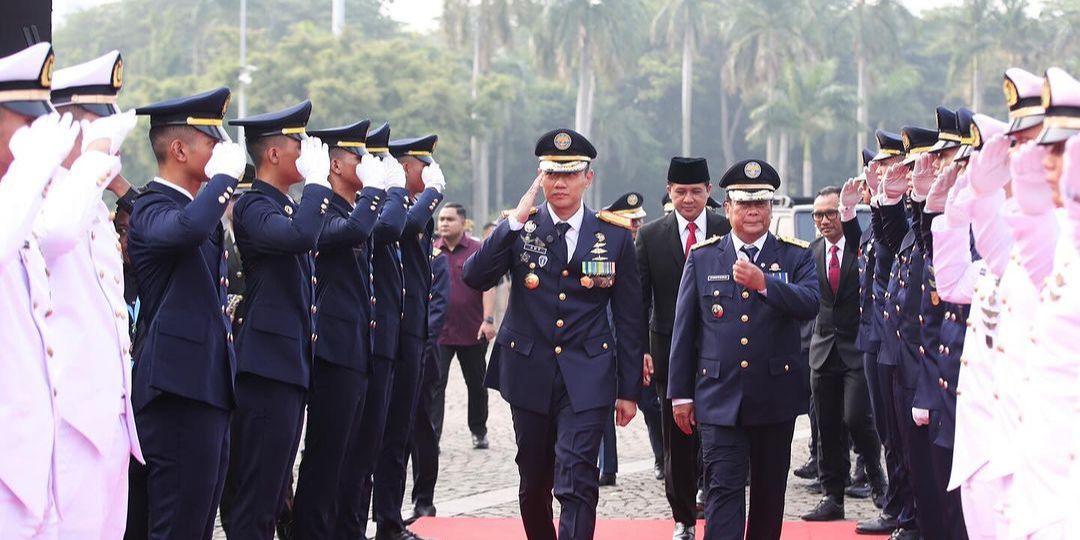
[0,89,50,102]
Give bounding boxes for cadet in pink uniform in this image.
[0,42,80,537]
[36,51,144,539]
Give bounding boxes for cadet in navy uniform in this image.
[290,120,407,539]
[668,159,819,540]
[335,122,412,539]
[371,134,445,540]
[129,87,247,539]
[219,101,333,540]
[463,128,645,540]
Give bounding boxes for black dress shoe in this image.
[793,458,818,479]
[374,527,435,540]
[653,462,665,480]
[672,522,696,539]
[871,485,887,509]
[800,496,844,521]
[404,504,437,525]
[889,528,920,540]
[599,472,616,486]
[472,433,489,449]
[852,455,868,484]
[846,480,872,499]
[855,513,897,535]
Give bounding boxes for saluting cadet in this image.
[0,42,79,536]
[290,120,404,539]
[36,50,143,538]
[219,101,332,540]
[371,134,445,540]
[335,122,411,540]
[128,86,247,539]
[668,159,818,540]
[463,128,644,540]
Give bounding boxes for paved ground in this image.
[213,367,881,538]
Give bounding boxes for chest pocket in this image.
[702,281,735,324]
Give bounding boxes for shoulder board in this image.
[596,210,632,230]
[431,247,442,257]
[499,206,539,220]
[778,235,810,249]
[690,235,722,251]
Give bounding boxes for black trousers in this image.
[891,358,947,538]
[410,343,441,509]
[134,393,230,540]
[699,419,795,540]
[877,361,918,529]
[654,379,699,526]
[373,336,426,533]
[221,374,307,540]
[433,342,490,441]
[811,345,883,501]
[929,423,969,540]
[291,359,370,540]
[638,382,665,465]
[335,356,394,540]
[511,370,606,540]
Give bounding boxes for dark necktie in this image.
[741,245,759,263]
[828,244,841,295]
[554,222,571,263]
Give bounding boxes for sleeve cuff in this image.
[672,398,693,406]
[507,215,525,231]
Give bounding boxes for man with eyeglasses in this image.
[800,184,886,522]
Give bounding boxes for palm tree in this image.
[846,0,907,168]
[651,0,715,156]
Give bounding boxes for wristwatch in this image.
[483,316,495,324]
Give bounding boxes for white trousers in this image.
[0,482,57,540]
[961,468,1010,540]
[54,417,130,540]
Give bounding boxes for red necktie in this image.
[684,222,697,258]
[828,244,840,295]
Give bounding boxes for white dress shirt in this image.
[508,203,586,260]
[825,235,846,270]
[153,176,195,201]
[675,210,708,250]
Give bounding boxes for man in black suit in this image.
[636,157,730,540]
[800,183,886,522]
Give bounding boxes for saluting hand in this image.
[1010,141,1054,216]
[925,164,959,214]
[967,134,1011,196]
[910,153,935,201]
[733,259,765,292]
[839,178,861,221]
[1062,136,1080,219]
[513,172,544,225]
[673,403,695,435]
[865,160,881,192]
[881,163,909,202]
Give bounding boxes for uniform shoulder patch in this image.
[778,235,810,249]
[499,206,539,220]
[690,235,722,251]
[597,210,632,230]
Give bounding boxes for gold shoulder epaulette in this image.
[778,235,810,249]
[596,210,633,230]
[690,235,722,251]
[499,207,539,220]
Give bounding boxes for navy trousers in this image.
[136,393,231,540]
[292,358,370,540]
[929,423,969,540]
[599,407,618,475]
[334,356,395,540]
[373,336,426,533]
[511,370,607,540]
[876,358,918,530]
[410,343,441,510]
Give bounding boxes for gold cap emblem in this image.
[627,193,639,206]
[744,161,761,179]
[1003,78,1019,107]
[553,132,572,151]
[40,52,54,88]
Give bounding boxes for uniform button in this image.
[312,276,317,285]
[370,320,377,329]
[53,389,58,397]
[555,346,562,354]
[228,333,234,342]
[47,346,54,357]
[221,306,226,315]
[602,343,609,350]
[99,270,105,279]
[938,377,945,388]
[701,368,707,375]
[740,315,749,323]
[220,277,226,285]
[740,337,748,346]
[311,333,318,342]
[510,341,516,349]
[45,309,53,318]
[371,297,377,305]
[559,293,566,301]
[784,364,790,372]
[115,309,124,318]
[90,230,96,240]
[562,270,569,277]
[740,360,749,369]
[224,251,229,260]
[225,279,230,288]
[556,319,564,328]
[713,290,719,297]
[114,275,121,284]
[310,305,317,315]
[741,291,750,300]
[919,346,925,355]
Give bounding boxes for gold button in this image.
[510,341,516,348]
[602,343,609,350]
[562,270,569,277]
[310,305,317,315]
[740,337,748,345]
[312,276,317,285]
[741,291,750,299]
[47,346,54,357]
[784,364,790,372]
[559,293,566,301]
[228,333,234,342]
[713,290,719,297]
[371,297,377,305]
[312,333,318,342]
[221,306,226,315]
[556,319,564,328]
[740,360,749,369]
[370,320,377,329]
[702,368,707,375]
[555,346,562,354]
[741,315,749,323]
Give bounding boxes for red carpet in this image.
[410,517,868,539]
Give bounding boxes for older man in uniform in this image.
[636,157,730,540]
[0,42,79,536]
[463,128,644,540]
[668,159,819,540]
[129,86,247,539]
[37,50,143,538]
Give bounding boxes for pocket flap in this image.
[584,335,613,357]
[699,358,721,379]
[496,327,534,356]
[157,316,206,343]
[251,312,301,339]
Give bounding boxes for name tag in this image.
[707,275,730,282]
[523,243,548,255]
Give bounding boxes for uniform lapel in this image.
[571,207,599,268]
[838,239,857,293]
[664,213,684,262]
[813,239,831,302]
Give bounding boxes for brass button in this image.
[556,319,564,328]
[741,291,750,299]
[602,343,609,350]
[559,293,566,301]
[740,360,749,369]
[562,270,570,277]
[312,276,317,285]
[713,290,719,297]
[740,315,749,323]
[47,346,54,357]
[370,320,377,329]
[555,346,562,354]
[740,337,748,345]
[510,341,516,349]
[784,364,790,372]
[371,297,377,305]
[310,305,317,315]
[312,333,318,342]
[701,368,707,375]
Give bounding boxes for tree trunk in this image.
[719,89,734,163]
[778,131,790,194]
[766,135,777,169]
[681,25,694,156]
[477,138,491,222]
[971,55,980,112]
[494,125,506,219]
[855,26,867,170]
[802,136,813,196]
[575,27,593,137]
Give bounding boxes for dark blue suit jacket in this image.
[232,180,332,389]
[128,175,239,412]
[313,187,392,372]
[463,205,645,414]
[668,233,819,426]
[881,201,925,392]
[427,252,450,352]
[400,188,444,343]
[370,187,410,359]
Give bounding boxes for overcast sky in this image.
[54,0,965,34]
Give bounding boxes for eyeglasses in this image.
[811,210,839,221]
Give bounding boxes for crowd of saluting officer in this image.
[3,35,1080,540]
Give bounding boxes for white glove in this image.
[356,153,388,190]
[421,160,446,192]
[1009,141,1054,216]
[1062,136,1080,221]
[839,178,861,221]
[912,407,930,426]
[864,160,881,193]
[880,163,908,204]
[925,164,959,214]
[204,141,248,179]
[967,134,1011,196]
[296,136,331,189]
[80,109,138,155]
[910,153,935,202]
[944,172,975,228]
[10,112,80,175]
[383,156,406,189]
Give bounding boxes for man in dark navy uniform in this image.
[219,101,333,540]
[463,128,645,540]
[128,87,247,539]
[668,159,819,540]
[335,122,412,540]
[290,120,407,539]
[371,134,445,540]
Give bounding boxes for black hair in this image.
[442,202,467,220]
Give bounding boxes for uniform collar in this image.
[330,192,353,213]
[252,179,296,208]
[730,231,768,256]
[546,202,585,232]
[153,176,195,201]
